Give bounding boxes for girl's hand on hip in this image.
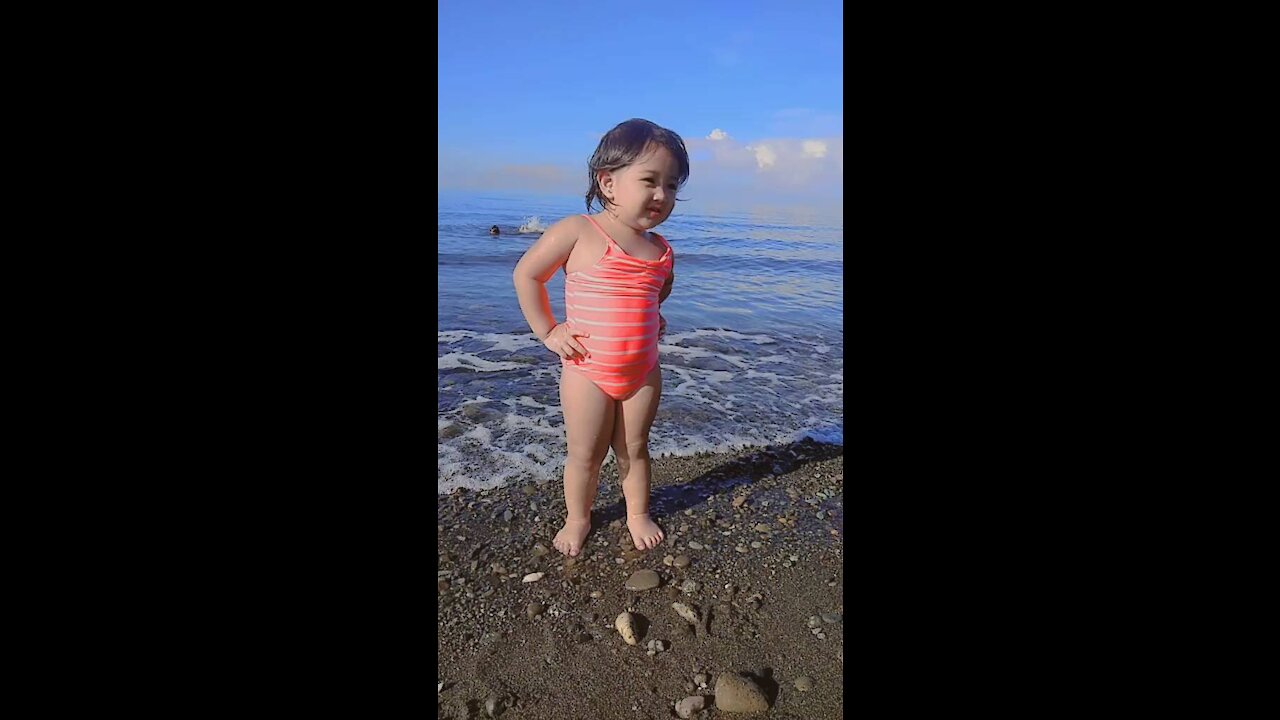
[543,322,590,360]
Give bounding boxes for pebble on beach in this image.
[675,695,706,718]
[714,673,769,713]
[615,612,641,645]
[624,569,661,591]
[672,602,700,625]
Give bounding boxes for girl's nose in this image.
[653,188,666,202]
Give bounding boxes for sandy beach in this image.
[437,439,844,719]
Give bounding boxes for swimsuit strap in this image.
[580,214,671,260]
[581,214,617,248]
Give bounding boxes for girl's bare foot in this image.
[553,518,592,557]
[626,513,664,550]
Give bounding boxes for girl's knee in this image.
[565,451,605,474]
[623,439,650,461]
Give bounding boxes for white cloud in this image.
[681,133,843,207]
[802,140,827,158]
[745,143,777,169]
[441,127,843,210]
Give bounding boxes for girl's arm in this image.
[512,217,591,359]
[658,256,674,336]
[659,255,675,304]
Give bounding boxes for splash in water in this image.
[518,216,549,234]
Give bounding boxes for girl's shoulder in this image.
[546,214,594,236]
[537,214,591,242]
[648,230,673,254]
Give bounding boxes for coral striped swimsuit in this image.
[562,214,673,400]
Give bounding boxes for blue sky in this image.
[438,0,843,211]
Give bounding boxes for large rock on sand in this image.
[715,673,768,713]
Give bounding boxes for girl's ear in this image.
[597,170,614,200]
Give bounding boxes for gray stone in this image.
[807,616,822,628]
[526,602,545,620]
[687,541,704,550]
[681,580,700,594]
[694,673,708,687]
[821,612,843,624]
[484,694,505,717]
[675,695,706,718]
[531,543,549,557]
[673,555,691,568]
[504,509,514,522]
[714,673,768,713]
[794,676,814,692]
[625,569,661,591]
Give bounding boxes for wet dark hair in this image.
[586,119,690,212]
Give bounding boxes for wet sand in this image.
[437,439,844,719]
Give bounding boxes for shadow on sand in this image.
[590,438,843,529]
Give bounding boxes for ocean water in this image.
[438,191,843,494]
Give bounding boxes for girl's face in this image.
[599,145,681,232]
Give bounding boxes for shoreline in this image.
[437,439,844,719]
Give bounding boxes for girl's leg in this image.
[554,367,616,557]
[612,364,664,550]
